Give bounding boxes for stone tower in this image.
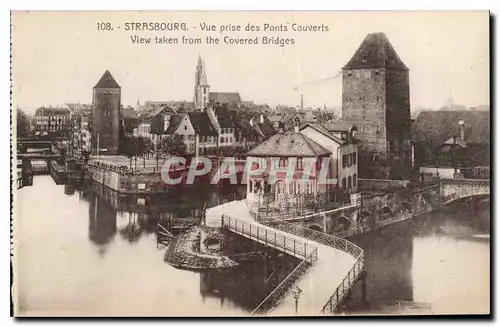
[342,32,411,177]
[92,70,121,155]
[194,55,210,110]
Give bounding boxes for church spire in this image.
[194,55,210,109]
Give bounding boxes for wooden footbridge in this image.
[207,200,364,316]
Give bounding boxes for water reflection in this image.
[15,176,489,316]
[88,194,117,248]
[346,198,490,314]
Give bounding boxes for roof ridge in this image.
[299,132,331,155]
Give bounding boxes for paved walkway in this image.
[206,200,356,316]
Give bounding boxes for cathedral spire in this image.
[194,55,210,109]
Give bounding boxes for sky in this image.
[12,11,489,114]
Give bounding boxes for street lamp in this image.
[292,285,302,314]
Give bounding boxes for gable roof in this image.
[94,70,121,89]
[412,110,490,145]
[343,32,408,70]
[141,106,176,120]
[300,123,347,145]
[188,112,218,136]
[165,114,186,134]
[247,130,331,157]
[209,92,241,104]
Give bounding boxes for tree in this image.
[16,108,30,138]
[119,136,149,170]
[160,135,187,158]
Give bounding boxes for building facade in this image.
[92,70,121,155]
[34,107,71,138]
[342,32,412,178]
[245,122,357,214]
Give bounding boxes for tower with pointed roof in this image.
[92,70,121,154]
[194,55,210,110]
[342,32,411,177]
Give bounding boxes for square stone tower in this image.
[92,70,121,155]
[342,32,411,177]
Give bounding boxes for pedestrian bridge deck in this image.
[206,200,363,316]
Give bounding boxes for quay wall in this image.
[86,164,167,195]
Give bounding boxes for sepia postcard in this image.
[11,10,490,317]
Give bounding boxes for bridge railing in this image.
[262,220,363,259]
[221,215,317,262]
[221,215,319,315]
[256,219,364,315]
[321,253,364,315]
[251,246,318,315]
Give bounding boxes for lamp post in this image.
[292,285,302,314]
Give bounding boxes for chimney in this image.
[459,120,465,141]
[278,121,284,134]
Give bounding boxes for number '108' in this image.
[97,22,113,31]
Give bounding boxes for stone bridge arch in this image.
[380,206,394,220]
[401,201,413,214]
[332,215,351,232]
[440,180,490,206]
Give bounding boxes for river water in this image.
[13,175,490,316]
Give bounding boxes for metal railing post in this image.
[293,239,296,257]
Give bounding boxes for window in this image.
[353,174,357,187]
[348,176,352,188]
[342,154,346,168]
[279,157,288,168]
[220,137,224,143]
[184,125,187,130]
[297,158,303,170]
[353,153,357,165]
[342,177,346,189]
[363,71,371,78]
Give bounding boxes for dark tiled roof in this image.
[412,110,490,145]
[165,114,185,134]
[94,70,121,89]
[257,121,276,137]
[142,106,176,119]
[209,92,241,104]
[188,112,218,136]
[343,32,408,70]
[121,107,138,119]
[247,130,331,157]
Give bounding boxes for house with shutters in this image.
[245,122,358,213]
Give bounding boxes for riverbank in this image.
[164,227,238,271]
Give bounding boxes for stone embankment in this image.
[164,227,238,271]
